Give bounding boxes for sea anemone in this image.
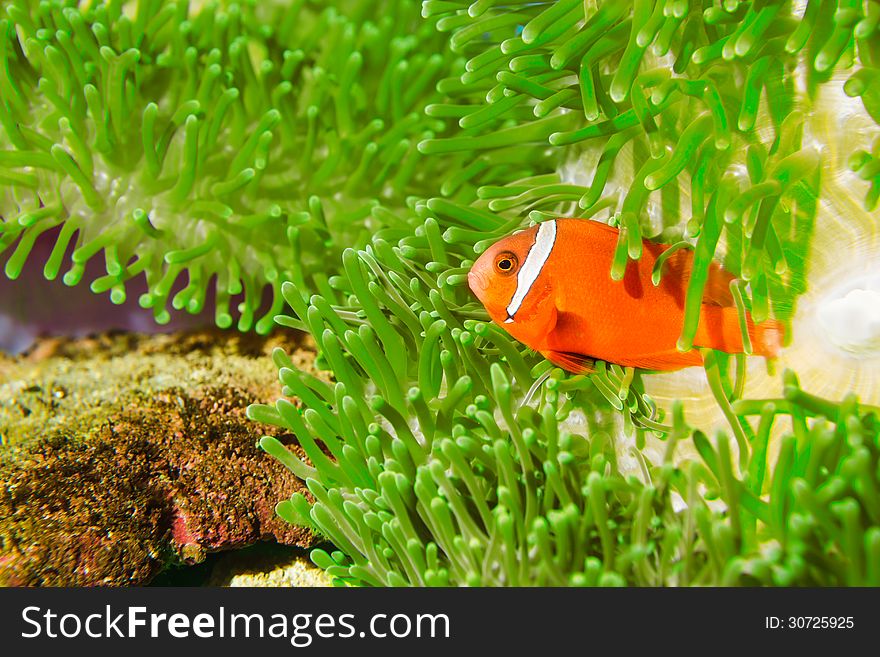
[3,0,879,586]
[249,1,880,585]
[0,0,457,333]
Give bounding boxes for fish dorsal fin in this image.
[578,219,621,237]
[701,261,736,307]
[659,248,735,307]
[540,349,596,374]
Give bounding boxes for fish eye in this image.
[494,252,518,275]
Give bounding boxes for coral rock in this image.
[0,330,316,586]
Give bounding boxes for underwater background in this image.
[1,0,880,586]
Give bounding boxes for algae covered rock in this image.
[0,329,317,586]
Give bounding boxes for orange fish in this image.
[467,218,783,373]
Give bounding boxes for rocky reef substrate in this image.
[0,329,318,586]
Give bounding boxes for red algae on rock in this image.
[0,330,317,586]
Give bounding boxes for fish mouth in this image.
[467,271,487,296]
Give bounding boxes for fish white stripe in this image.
[505,220,557,322]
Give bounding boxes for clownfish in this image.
[467,218,784,373]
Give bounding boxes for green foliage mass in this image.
[4,0,880,585]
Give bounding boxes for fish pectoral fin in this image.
[514,280,554,322]
[540,349,596,374]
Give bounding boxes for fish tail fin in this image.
[751,317,785,358]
